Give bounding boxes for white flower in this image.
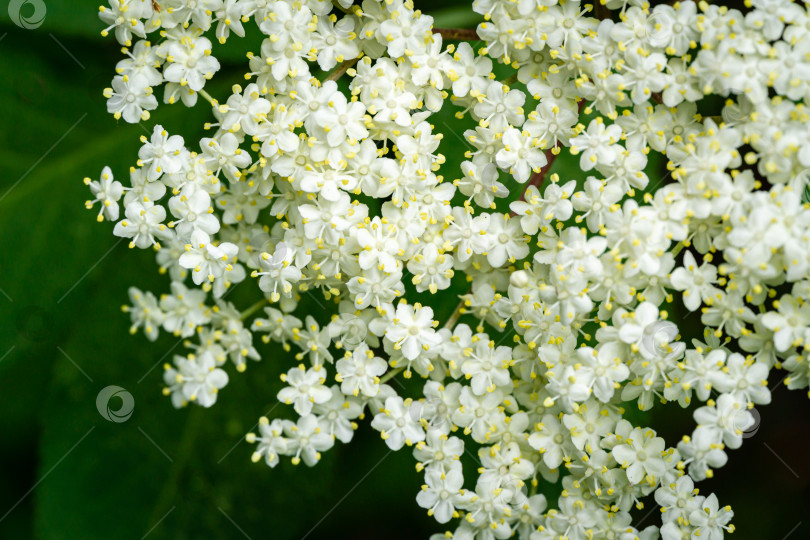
[424,376,464,431]
[248,417,287,467]
[414,429,464,470]
[510,180,576,235]
[253,243,302,302]
[297,192,354,243]
[648,2,699,56]
[574,344,630,403]
[416,464,465,524]
[710,353,771,406]
[335,343,387,397]
[367,88,417,127]
[443,208,490,262]
[616,302,662,347]
[103,75,157,123]
[201,132,250,182]
[347,266,404,310]
[257,1,313,52]
[159,281,210,338]
[213,0,248,43]
[562,400,615,452]
[447,42,491,97]
[113,201,170,249]
[216,178,270,224]
[495,127,547,183]
[678,426,728,481]
[371,396,426,450]
[294,316,335,367]
[124,286,164,341]
[124,167,166,206]
[478,441,533,489]
[670,251,718,311]
[407,244,454,294]
[693,393,753,450]
[611,427,667,485]
[460,336,512,395]
[689,494,735,540]
[164,352,229,408]
[373,302,440,361]
[218,83,271,135]
[452,387,506,443]
[138,125,186,181]
[163,36,220,92]
[410,34,448,88]
[278,364,332,415]
[313,386,363,443]
[379,11,433,58]
[457,476,513,533]
[620,52,668,104]
[355,216,401,272]
[256,105,300,159]
[483,214,529,268]
[312,15,360,71]
[456,159,507,209]
[179,229,239,285]
[84,166,123,222]
[99,0,150,46]
[570,118,623,171]
[655,475,702,524]
[313,90,368,147]
[286,414,334,466]
[168,185,220,237]
[473,80,525,132]
[760,294,810,352]
[528,413,571,469]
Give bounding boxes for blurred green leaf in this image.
[0,20,432,540]
[431,6,482,29]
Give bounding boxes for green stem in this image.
[380,366,404,384]
[241,298,269,321]
[198,88,218,106]
[444,300,464,330]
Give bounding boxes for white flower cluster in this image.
[86,0,810,538]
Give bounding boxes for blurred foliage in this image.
[0,1,807,540]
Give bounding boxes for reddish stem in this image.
[433,28,480,41]
[325,57,360,82]
[512,147,561,210]
[511,99,587,213]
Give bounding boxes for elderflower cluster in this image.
[86,0,810,538]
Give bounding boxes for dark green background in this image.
[0,1,807,539]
